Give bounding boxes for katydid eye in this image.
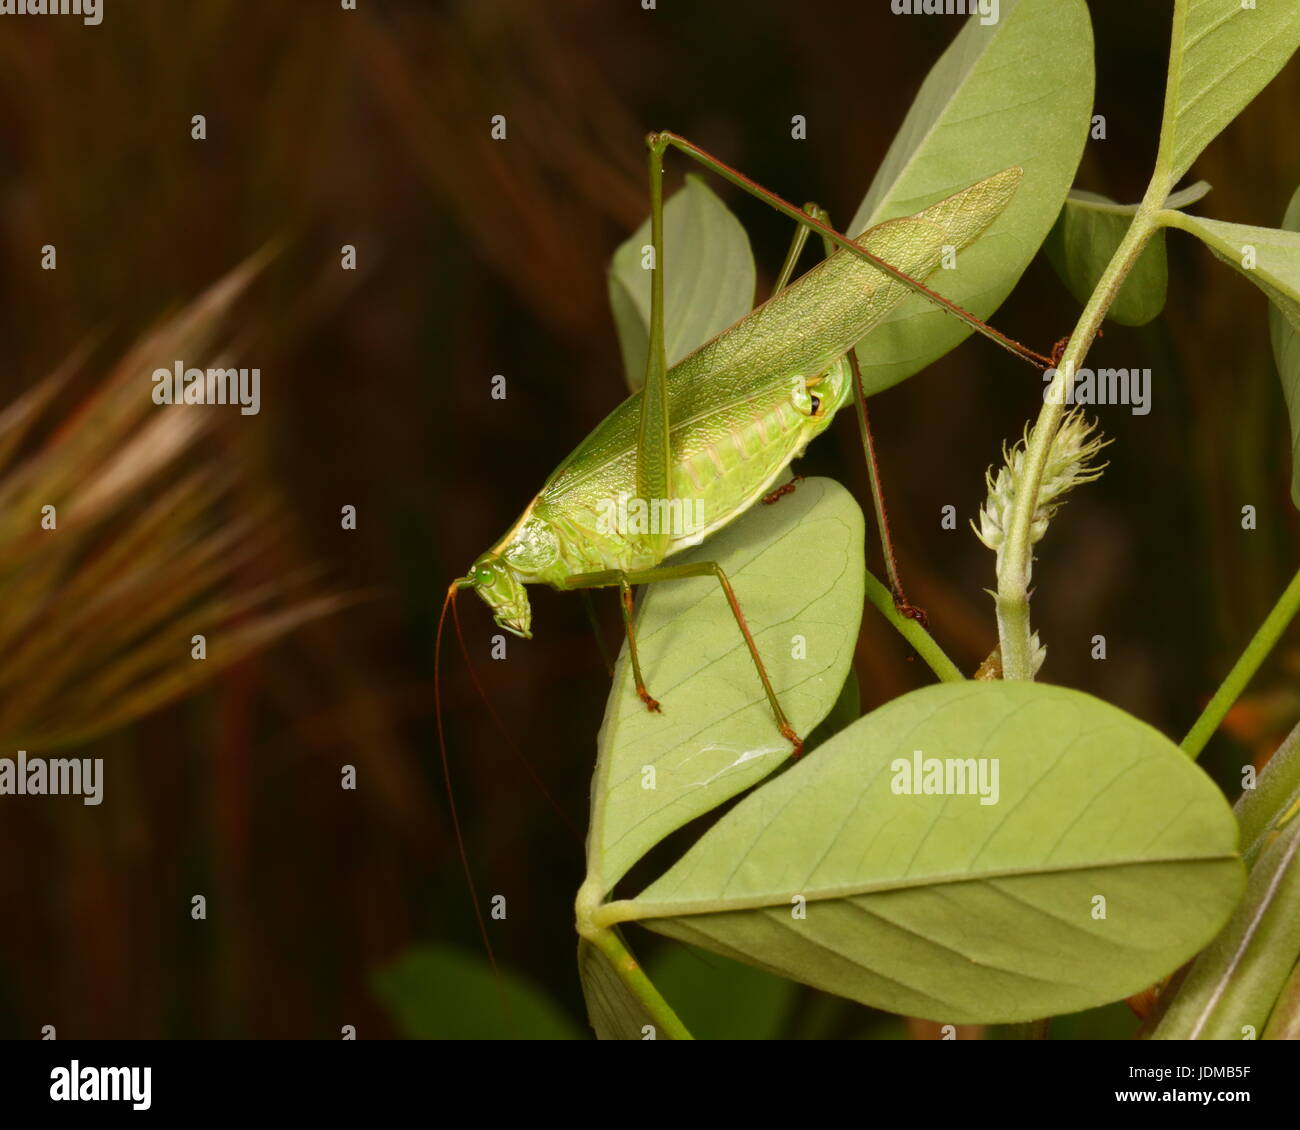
[477,567,493,583]
[810,394,822,415]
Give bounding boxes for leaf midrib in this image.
[604,851,1239,925]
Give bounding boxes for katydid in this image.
[442,133,1039,758]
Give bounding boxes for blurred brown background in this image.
[0,0,1296,1039]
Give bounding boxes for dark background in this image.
[0,0,1296,1039]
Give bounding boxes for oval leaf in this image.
[1158,0,1300,185]
[619,681,1244,1024]
[1164,211,1300,332]
[585,477,865,895]
[846,0,1094,395]
[608,174,755,392]
[1043,183,1209,326]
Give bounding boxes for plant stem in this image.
[1181,564,1300,760]
[576,879,693,1040]
[864,568,964,683]
[587,927,692,1040]
[996,185,1168,679]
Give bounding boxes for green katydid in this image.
[439,133,1044,760]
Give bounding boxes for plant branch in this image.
[1182,564,1300,760]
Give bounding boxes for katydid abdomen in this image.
[463,164,1023,639]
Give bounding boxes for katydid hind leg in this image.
[807,198,926,628]
[649,131,1053,371]
[847,350,927,629]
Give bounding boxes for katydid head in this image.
[464,554,533,639]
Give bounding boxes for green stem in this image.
[588,928,692,1040]
[996,185,1168,679]
[576,879,693,1040]
[1181,564,1300,759]
[864,568,964,683]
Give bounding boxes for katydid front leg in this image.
[561,563,803,757]
[605,134,801,755]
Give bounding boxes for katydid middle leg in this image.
[759,200,829,508]
[764,193,929,624]
[561,563,803,757]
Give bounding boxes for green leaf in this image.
[577,936,663,1041]
[1151,819,1300,1040]
[846,0,1094,395]
[608,175,755,392]
[1157,0,1300,186]
[1043,183,1210,326]
[618,681,1244,1025]
[1164,211,1300,331]
[1163,203,1300,505]
[585,477,865,895]
[1271,186,1300,510]
[645,941,796,1040]
[371,944,583,1040]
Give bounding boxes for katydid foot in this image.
[1051,327,1102,367]
[893,594,929,630]
[762,474,805,505]
[782,723,805,758]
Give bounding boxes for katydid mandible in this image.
[446,132,1032,755]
